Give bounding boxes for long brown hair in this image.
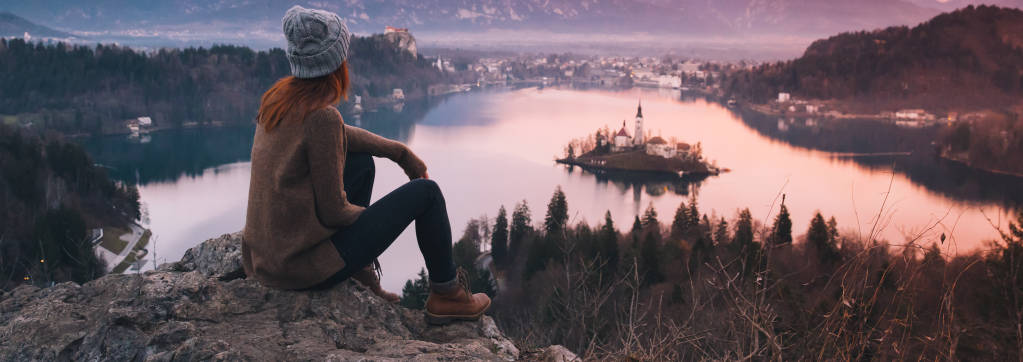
[257,61,350,131]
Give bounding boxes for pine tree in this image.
[727,208,761,276]
[670,201,690,241]
[509,200,532,261]
[543,186,569,237]
[523,236,554,280]
[714,217,730,246]
[807,212,838,264]
[770,202,793,246]
[491,206,509,266]
[640,230,664,285]
[524,187,570,280]
[399,268,430,310]
[827,216,840,248]
[687,215,714,273]
[733,208,754,249]
[599,211,620,275]
[642,202,659,229]
[687,198,700,233]
[922,243,945,267]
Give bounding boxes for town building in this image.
[613,121,632,151]
[894,109,933,120]
[778,92,791,103]
[645,136,677,158]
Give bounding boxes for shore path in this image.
[94,223,147,272]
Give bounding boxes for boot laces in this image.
[456,267,471,296]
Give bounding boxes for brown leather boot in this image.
[424,268,491,325]
[352,262,400,303]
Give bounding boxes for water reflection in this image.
[727,104,1023,208]
[77,86,1018,290]
[561,164,707,199]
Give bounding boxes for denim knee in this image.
[407,178,442,199]
[409,178,440,193]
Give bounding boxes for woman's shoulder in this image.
[306,107,342,121]
[303,107,345,129]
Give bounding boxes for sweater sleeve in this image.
[344,124,427,179]
[305,109,365,227]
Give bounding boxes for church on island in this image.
[603,101,691,159]
[559,100,718,177]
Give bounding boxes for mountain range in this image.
[1,1,1021,56]
[0,12,71,39]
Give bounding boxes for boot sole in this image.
[424,299,492,325]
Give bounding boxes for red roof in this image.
[647,136,667,144]
[616,127,630,137]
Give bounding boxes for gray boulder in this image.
[0,232,570,361]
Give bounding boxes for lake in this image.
[81,86,1022,290]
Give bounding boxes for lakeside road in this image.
[94,223,148,273]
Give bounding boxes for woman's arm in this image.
[305,109,365,227]
[344,125,427,179]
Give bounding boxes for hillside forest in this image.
[0,34,465,135]
[401,186,1023,360]
[0,124,140,290]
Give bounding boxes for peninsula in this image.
[556,101,723,178]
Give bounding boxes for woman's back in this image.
[243,107,356,290]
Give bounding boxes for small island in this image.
[556,101,724,178]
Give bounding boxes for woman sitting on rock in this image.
[242,5,489,325]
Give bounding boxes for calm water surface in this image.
[81,87,1021,290]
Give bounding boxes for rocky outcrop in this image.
[0,233,577,361]
[381,31,417,57]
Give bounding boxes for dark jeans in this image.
[308,152,456,290]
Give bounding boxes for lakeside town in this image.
[66,25,987,143]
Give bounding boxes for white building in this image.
[645,136,676,158]
[676,143,692,157]
[613,122,632,151]
[778,92,791,103]
[126,116,152,136]
[657,75,682,89]
[895,109,930,120]
[392,88,405,101]
[353,95,363,113]
[633,101,645,146]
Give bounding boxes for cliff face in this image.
[0,233,576,361]
[382,31,417,58]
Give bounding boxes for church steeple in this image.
[633,99,645,146]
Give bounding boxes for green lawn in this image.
[111,229,152,274]
[100,227,130,254]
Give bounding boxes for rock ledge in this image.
[0,233,577,361]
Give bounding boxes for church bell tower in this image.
[633,100,645,146]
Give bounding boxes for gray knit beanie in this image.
[282,5,351,79]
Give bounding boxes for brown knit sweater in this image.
[242,107,427,290]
